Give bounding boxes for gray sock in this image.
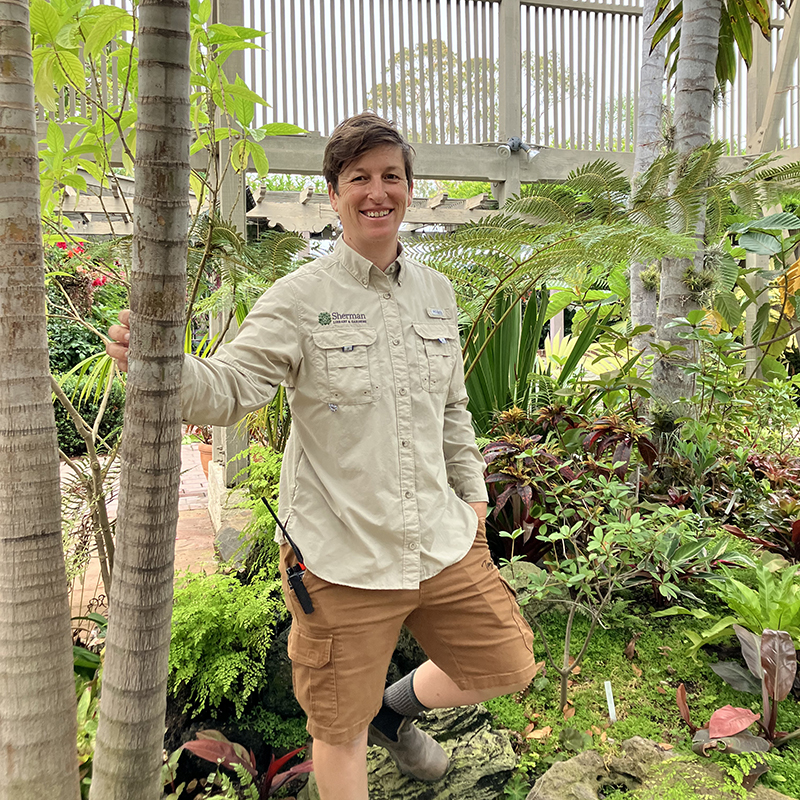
[383,668,430,718]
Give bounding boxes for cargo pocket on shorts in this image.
[497,574,535,653]
[287,626,338,723]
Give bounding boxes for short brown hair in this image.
[323,112,415,192]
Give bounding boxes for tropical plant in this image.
[181,730,313,799]
[671,557,800,658]
[522,502,699,709]
[0,1,80,796]
[710,625,800,742]
[674,627,799,788]
[168,569,285,717]
[651,0,793,86]
[88,1,192,797]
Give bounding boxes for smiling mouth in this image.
[363,210,391,218]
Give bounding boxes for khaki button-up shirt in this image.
[182,238,488,589]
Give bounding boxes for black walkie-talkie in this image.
[260,498,314,615]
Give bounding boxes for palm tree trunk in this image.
[0,2,80,798]
[653,0,721,406]
[88,2,191,798]
[630,0,665,355]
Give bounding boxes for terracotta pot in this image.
[198,442,213,479]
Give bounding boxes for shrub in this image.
[168,570,286,717]
[53,374,126,457]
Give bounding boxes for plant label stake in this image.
[605,681,617,722]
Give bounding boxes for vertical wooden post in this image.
[212,0,249,487]
[493,0,522,205]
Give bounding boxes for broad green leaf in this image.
[189,172,207,206]
[710,661,762,694]
[56,51,85,90]
[230,139,246,171]
[651,606,714,619]
[716,10,737,85]
[61,173,88,192]
[739,231,782,255]
[213,127,234,142]
[752,302,770,344]
[30,0,63,45]
[225,81,268,106]
[760,355,788,382]
[718,253,740,291]
[189,132,210,155]
[46,121,65,154]
[714,290,743,329]
[650,3,682,52]
[727,0,754,66]
[33,51,58,111]
[230,25,266,40]
[261,122,305,136]
[196,0,212,24]
[686,308,707,326]
[249,143,269,178]
[84,7,135,60]
[742,0,771,38]
[753,212,800,231]
[55,21,81,49]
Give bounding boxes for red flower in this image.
[56,241,68,249]
[92,275,107,287]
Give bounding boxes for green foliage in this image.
[53,373,125,457]
[484,693,529,732]
[236,707,307,751]
[168,570,286,717]
[76,670,101,799]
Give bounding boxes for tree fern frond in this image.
[506,186,580,223]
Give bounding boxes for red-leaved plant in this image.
[182,729,313,798]
[676,628,800,786]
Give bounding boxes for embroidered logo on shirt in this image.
[427,307,448,319]
[318,311,368,325]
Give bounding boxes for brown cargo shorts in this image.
[279,527,536,744]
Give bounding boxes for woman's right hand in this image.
[106,309,131,372]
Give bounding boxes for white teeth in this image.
[364,210,390,217]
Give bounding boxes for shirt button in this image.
[392,338,400,346]
[408,542,417,551]
[399,388,407,396]
[401,440,408,447]
[383,292,392,299]
[404,490,412,499]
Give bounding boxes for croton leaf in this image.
[707,705,760,739]
[636,438,658,469]
[761,629,797,703]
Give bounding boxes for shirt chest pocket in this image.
[412,321,456,393]
[312,327,380,405]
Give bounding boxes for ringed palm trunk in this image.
[653,0,721,406]
[88,1,191,798]
[0,2,81,798]
[630,0,666,355]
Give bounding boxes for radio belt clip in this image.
[260,497,314,615]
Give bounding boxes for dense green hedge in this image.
[53,374,126,457]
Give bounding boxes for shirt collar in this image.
[335,238,405,287]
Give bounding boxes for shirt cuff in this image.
[452,474,489,504]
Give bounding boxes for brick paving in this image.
[65,443,217,616]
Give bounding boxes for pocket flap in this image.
[412,321,455,342]
[312,327,377,350]
[288,627,332,669]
